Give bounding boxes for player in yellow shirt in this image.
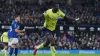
[33,4,79,56]
[0,32,8,56]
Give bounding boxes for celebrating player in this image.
[33,4,65,56]
[8,15,24,56]
[33,4,80,56]
[1,32,9,56]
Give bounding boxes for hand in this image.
[75,18,80,21]
[20,33,24,36]
[22,29,25,33]
[21,29,25,33]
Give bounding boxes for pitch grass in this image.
[0,54,100,56]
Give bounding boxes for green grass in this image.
[0,54,100,56]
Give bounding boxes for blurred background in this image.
[0,0,100,50]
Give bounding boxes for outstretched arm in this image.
[65,15,80,21]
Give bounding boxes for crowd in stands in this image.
[17,31,100,50]
[0,31,100,50]
[0,3,100,25]
[0,4,44,25]
[65,6,100,25]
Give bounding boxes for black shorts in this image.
[43,28,55,44]
[2,42,8,46]
[43,28,55,36]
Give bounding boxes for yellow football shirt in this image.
[44,9,65,31]
[0,32,8,42]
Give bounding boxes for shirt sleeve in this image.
[12,22,18,29]
[59,9,65,17]
[43,10,49,19]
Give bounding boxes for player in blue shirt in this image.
[8,15,24,56]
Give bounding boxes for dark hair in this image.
[53,4,59,8]
[13,15,20,19]
[14,11,21,19]
[52,4,59,13]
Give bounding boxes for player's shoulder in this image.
[58,9,62,12]
[12,21,17,25]
[47,9,52,10]
[44,9,52,15]
[2,32,7,35]
[46,9,52,12]
[4,32,7,33]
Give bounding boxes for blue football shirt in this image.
[8,21,19,38]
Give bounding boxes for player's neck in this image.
[15,19,18,22]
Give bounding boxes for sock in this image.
[37,43,44,49]
[1,48,5,53]
[2,48,7,56]
[14,48,18,56]
[50,46,56,56]
[9,48,14,56]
